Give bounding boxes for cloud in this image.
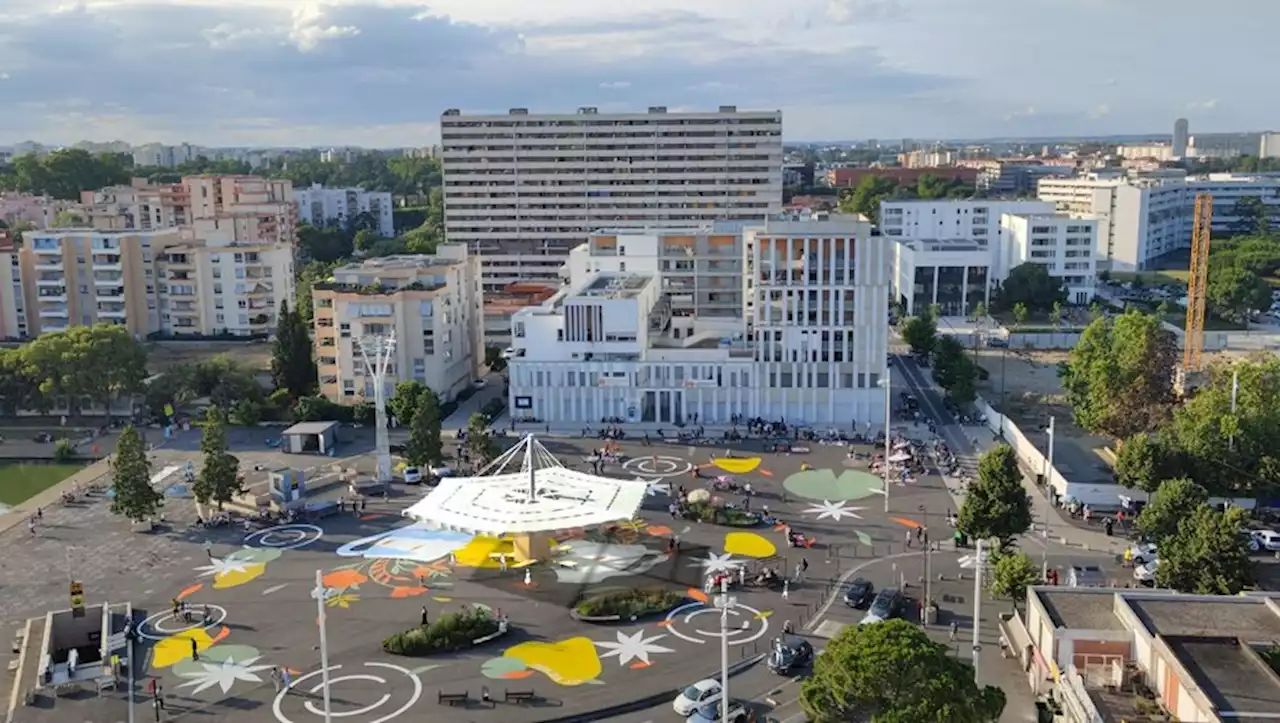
[598,81,631,90]
[1003,106,1037,122]
[1187,99,1219,111]
[824,0,905,24]
[1088,104,1111,119]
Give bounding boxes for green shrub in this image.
[575,588,684,619]
[53,438,76,463]
[682,500,758,527]
[382,607,499,656]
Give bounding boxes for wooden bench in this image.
[438,690,469,706]
[505,689,538,704]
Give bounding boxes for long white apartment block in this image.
[439,106,784,297]
[507,216,890,427]
[879,199,1055,279]
[999,214,1098,303]
[1038,174,1280,272]
[294,184,395,238]
[311,245,482,405]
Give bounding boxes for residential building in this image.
[76,176,297,244]
[483,283,559,347]
[0,231,26,339]
[1116,144,1175,162]
[131,143,197,168]
[293,184,395,237]
[1003,586,1280,722]
[439,105,783,333]
[899,149,958,168]
[1038,174,1280,271]
[506,216,890,426]
[311,246,482,405]
[879,199,1055,278]
[1187,132,1262,159]
[319,147,361,164]
[18,229,182,337]
[999,213,1098,304]
[974,161,1074,195]
[824,166,978,189]
[890,239,992,316]
[1173,118,1190,157]
[0,193,77,229]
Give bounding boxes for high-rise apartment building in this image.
[0,231,26,339]
[312,246,482,405]
[294,184,395,238]
[506,216,889,426]
[1173,118,1189,158]
[440,105,784,341]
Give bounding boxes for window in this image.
[213,283,223,294]
[238,314,249,325]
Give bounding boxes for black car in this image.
[767,634,814,674]
[860,588,906,625]
[843,578,874,608]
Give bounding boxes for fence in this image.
[972,396,1068,493]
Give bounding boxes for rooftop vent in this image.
[442,109,460,116]
[577,107,598,115]
[648,107,667,114]
[509,108,529,116]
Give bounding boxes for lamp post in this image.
[919,504,932,625]
[313,570,333,723]
[971,539,984,673]
[1229,369,1239,451]
[881,369,892,513]
[715,577,735,723]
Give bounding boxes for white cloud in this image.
[824,0,904,24]
[1089,104,1111,119]
[598,81,631,89]
[1187,99,1219,111]
[1003,106,1037,122]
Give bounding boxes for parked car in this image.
[673,679,722,717]
[688,699,749,723]
[860,588,906,625]
[1127,542,1158,565]
[1251,530,1280,552]
[1133,559,1160,585]
[767,634,815,675]
[843,578,875,609]
[401,466,423,484]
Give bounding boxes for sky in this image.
[1,0,1277,147]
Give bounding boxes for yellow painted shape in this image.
[711,457,761,475]
[213,563,266,589]
[724,531,777,558]
[503,637,602,686]
[453,536,513,569]
[151,627,226,669]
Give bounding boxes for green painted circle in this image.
[783,469,884,502]
[481,657,527,679]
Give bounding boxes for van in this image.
[1066,564,1107,588]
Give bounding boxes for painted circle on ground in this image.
[622,455,693,478]
[783,468,884,502]
[138,604,228,641]
[663,602,769,646]
[273,662,421,723]
[245,524,324,551]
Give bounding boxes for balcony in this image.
[97,306,127,319]
[34,261,63,272]
[39,305,69,318]
[35,277,65,287]
[94,275,125,287]
[37,292,67,303]
[92,258,123,272]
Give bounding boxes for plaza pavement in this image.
[1,430,928,723]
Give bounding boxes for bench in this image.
[438,690,469,706]
[505,689,538,704]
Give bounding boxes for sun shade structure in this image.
[401,434,648,561]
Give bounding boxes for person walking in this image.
[270,667,281,692]
[190,637,199,661]
[282,668,292,694]
[781,580,790,601]
[420,606,429,626]
[949,620,958,641]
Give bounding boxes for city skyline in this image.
[2,0,1277,147]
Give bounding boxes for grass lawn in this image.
[1108,270,1190,286]
[0,463,86,507]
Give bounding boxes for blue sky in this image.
[0,0,1275,146]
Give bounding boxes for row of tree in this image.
[837,173,978,223]
[900,307,980,405]
[1135,478,1254,594]
[0,324,149,416]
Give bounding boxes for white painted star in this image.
[691,552,743,575]
[638,478,671,497]
[802,500,867,522]
[193,557,254,579]
[177,654,273,695]
[595,629,675,666]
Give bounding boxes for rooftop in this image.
[1129,597,1280,640]
[1166,637,1280,720]
[577,274,652,299]
[895,237,990,253]
[1038,589,1125,631]
[334,252,464,274]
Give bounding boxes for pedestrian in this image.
[498,553,508,572]
[337,497,344,512]
[36,507,42,521]
[270,666,281,691]
[202,605,211,624]
[360,498,367,513]
[282,668,292,694]
[421,606,428,626]
[28,518,35,535]
[915,526,923,543]
[190,637,199,661]
[448,551,457,567]
[482,685,492,704]
[905,529,912,549]
[782,580,790,601]
[523,568,532,586]
[794,562,803,583]
[171,598,180,620]
[949,620,958,641]
[738,566,747,587]
[203,540,213,560]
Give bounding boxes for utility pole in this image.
[882,368,892,513]
[314,570,333,723]
[1044,416,1056,540]
[715,577,734,723]
[972,539,984,673]
[920,504,932,624]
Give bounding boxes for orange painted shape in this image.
[687,588,709,603]
[210,626,231,646]
[360,514,382,522]
[646,525,673,537]
[390,586,428,599]
[503,670,536,680]
[630,661,652,670]
[322,569,369,588]
[891,517,922,529]
[655,620,672,628]
[176,583,203,601]
[760,469,774,478]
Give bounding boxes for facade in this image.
[999,213,1098,304]
[311,246,482,405]
[293,184,395,237]
[439,106,784,302]
[131,143,197,168]
[890,239,992,316]
[1116,144,1175,162]
[0,232,26,339]
[1003,586,1280,723]
[1038,174,1280,271]
[1187,133,1262,159]
[899,149,958,168]
[77,176,297,244]
[1173,118,1190,157]
[973,161,1074,195]
[879,199,1054,279]
[507,216,890,427]
[0,193,77,229]
[824,166,978,189]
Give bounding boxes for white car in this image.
[673,679,722,717]
[1133,559,1159,584]
[430,465,456,478]
[1127,543,1158,565]
[1251,530,1280,552]
[401,466,423,484]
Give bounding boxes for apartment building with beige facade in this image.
[0,231,27,339]
[312,245,482,405]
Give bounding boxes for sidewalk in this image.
[441,369,505,435]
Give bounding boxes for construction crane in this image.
[1183,192,1213,373]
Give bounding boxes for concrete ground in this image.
[2,428,920,723]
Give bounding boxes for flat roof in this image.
[895,237,989,253]
[1129,598,1280,639]
[282,421,340,436]
[1037,590,1125,631]
[577,274,652,299]
[1166,637,1280,719]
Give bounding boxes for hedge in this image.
[382,607,499,656]
[682,500,759,527]
[574,588,684,619]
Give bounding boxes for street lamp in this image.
[714,577,735,723]
[880,369,892,513]
[919,504,932,625]
[312,570,334,723]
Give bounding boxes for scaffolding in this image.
[1183,193,1213,373]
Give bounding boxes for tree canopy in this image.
[837,173,975,223]
[0,150,131,199]
[1155,503,1253,595]
[271,301,318,400]
[193,406,242,511]
[988,550,1041,607]
[1135,478,1207,544]
[0,325,149,415]
[995,263,1067,313]
[1206,264,1272,323]
[957,444,1032,547]
[932,335,978,405]
[1059,310,1176,440]
[901,312,938,356]
[406,389,444,468]
[800,619,1005,723]
[109,425,163,522]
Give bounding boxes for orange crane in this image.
[1183,193,1213,372]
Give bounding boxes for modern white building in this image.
[293,184,395,237]
[311,246,482,405]
[1038,174,1280,271]
[439,106,784,296]
[506,216,890,427]
[999,213,1098,304]
[879,199,1055,279]
[890,239,993,317]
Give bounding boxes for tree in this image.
[972,301,988,321]
[800,619,1005,723]
[353,228,379,253]
[193,406,242,511]
[1207,265,1271,323]
[901,313,938,356]
[1058,310,1177,440]
[1228,196,1272,236]
[1049,301,1064,329]
[1136,478,1208,544]
[997,264,1066,313]
[464,412,497,465]
[1113,433,1174,493]
[109,425,163,522]
[957,444,1032,547]
[405,390,444,467]
[1011,302,1029,328]
[931,336,978,404]
[988,550,1041,608]
[838,175,899,223]
[295,260,336,323]
[18,324,149,416]
[271,301,318,399]
[51,209,86,228]
[1156,504,1253,595]
[484,346,508,373]
[296,224,353,264]
[387,380,429,426]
